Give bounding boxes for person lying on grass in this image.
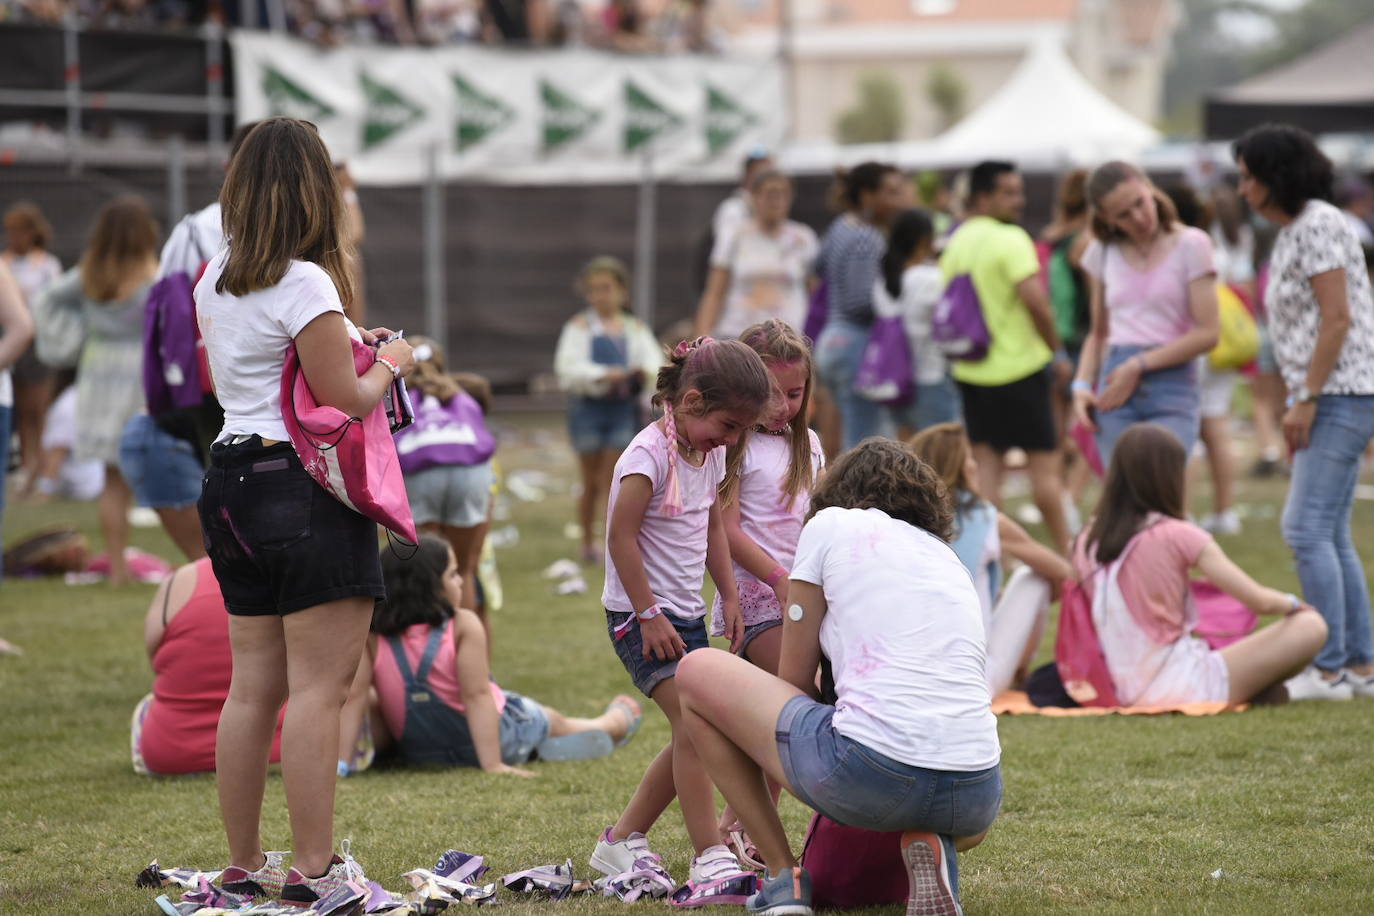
[337,536,641,775]
[1068,422,1327,707]
[676,437,1002,916]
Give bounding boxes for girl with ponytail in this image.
[590,336,772,904]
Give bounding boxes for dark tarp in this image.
[1204,21,1374,140]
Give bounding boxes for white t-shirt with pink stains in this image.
[791,506,1000,771]
[602,422,727,621]
[710,428,825,634]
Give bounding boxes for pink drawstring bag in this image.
[800,814,907,909]
[280,338,418,543]
[1190,580,1259,649]
[1070,418,1104,478]
[1055,575,1120,708]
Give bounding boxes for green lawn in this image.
[2,414,1373,914]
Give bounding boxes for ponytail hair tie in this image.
[673,336,714,359]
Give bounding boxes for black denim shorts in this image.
[199,437,385,616]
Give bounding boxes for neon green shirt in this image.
[940,215,1051,387]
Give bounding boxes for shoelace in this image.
[337,838,367,883]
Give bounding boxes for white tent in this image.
[931,37,1161,165]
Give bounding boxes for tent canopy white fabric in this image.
[930,37,1161,165]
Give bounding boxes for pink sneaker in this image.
[280,846,368,907]
[219,850,289,900]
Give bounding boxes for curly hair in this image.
[808,437,952,541]
[372,536,455,637]
[1232,123,1333,218]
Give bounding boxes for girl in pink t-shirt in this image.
[591,336,773,904]
[1072,161,1221,465]
[1070,423,1326,706]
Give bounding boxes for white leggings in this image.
[986,566,1053,696]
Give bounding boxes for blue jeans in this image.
[888,374,963,433]
[1095,344,1200,466]
[816,320,888,449]
[119,414,204,509]
[0,404,10,582]
[1282,395,1374,671]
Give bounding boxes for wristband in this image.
[635,604,663,622]
[1285,593,1302,615]
[1071,379,1092,395]
[376,353,402,378]
[764,566,788,588]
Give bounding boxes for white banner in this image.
[231,31,786,186]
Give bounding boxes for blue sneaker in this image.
[900,832,960,916]
[746,866,812,916]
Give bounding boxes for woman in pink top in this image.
[132,558,284,775]
[1071,161,1221,465]
[1070,423,1326,706]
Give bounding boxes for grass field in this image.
[2,413,1374,915]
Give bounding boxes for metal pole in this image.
[205,20,226,163]
[167,135,187,228]
[423,143,447,355]
[63,15,81,174]
[779,0,797,142]
[242,0,258,31]
[633,149,657,331]
[267,0,288,33]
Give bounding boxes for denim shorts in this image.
[499,692,552,764]
[775,695,1002,837]
[119,414,204,509]
[1095,344,1200,466]
[569,397,638,454]
[740,618,783,657]
[405,461,494,528]
[606,609,711,697]
[199,437,385,616]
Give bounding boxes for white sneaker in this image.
[1344,670,1374,698]
[590,827,658,877]
[1200,510,1242,536]
[1285,667,1354,701]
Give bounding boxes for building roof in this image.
[1212,19,1374,104]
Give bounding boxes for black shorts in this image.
[199,437,385,616]
[957,366,1058,453]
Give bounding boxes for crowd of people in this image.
[2,115,1374,915]
[0,0,720,51]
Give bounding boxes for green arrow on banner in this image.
[541,79,599,152]
[263,66,336,122]
[360,70,424,150]
[624,80,681,154]
[452,74,516,152]
[705,84,758,157]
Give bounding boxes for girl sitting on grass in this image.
[1070,422,1327,706]
[677,437,1002,916]
[908,422,1073,695]
[346,535,641,774]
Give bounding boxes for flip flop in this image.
[608,694,643,748]
[725,827,766,872]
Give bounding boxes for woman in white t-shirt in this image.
[694,171,819,339]
[678,438,1001,916]
[192,118,415,905]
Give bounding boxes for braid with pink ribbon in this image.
[661,337,713,517]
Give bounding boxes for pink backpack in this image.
[1055,574,1120,708]
[800,813,907,909]
[280,338,418,543]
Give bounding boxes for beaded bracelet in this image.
[376,353,402,378]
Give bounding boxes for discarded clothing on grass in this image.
[502,860,599,899]
[594,857,677,902]
[136,861,223,891]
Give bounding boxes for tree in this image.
[925,63,967,132]
[835,70,904,144]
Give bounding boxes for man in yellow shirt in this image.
[941,161,1070,553]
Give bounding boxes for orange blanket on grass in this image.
[992,690,1246,716]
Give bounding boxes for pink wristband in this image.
[635,604,663,622]
[764,566,788,588]
[376,353,401,378]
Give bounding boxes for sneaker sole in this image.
[903,839,960,916]
[671,874,760,907]
[589,848,632,879]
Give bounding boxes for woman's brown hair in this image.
[809,437,952,541]
[79,196,160,301]
[906,422,977,511]
[4,201,54,251]
[1085,422,1187,564]
[407,334,461,405]
[654,336,771,419]
[720,319,816,511]
[1087,160,1179,243]
[216,117,355,308]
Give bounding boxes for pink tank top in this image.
[373,620,506,738]
[141,559,284,774]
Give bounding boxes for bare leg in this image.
[542,703,630,743]
[14,376,56,490]
[676,649,804,872]
[281,597,375,877]
[337,647,373,765]
[1026,449,1069,555]
[1199,416,1235,516]
[441,522,490,636]
[157,505,207,561]
[99,465,133,585]
[1249,372,1285,469]
[576,451,600,560]
[1220,609,1328,704]
[719,626,785,838]
[970,443,1005,508]
[611,742,677,839]
[217,615,288,871]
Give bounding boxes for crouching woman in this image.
[677,437,1000,916]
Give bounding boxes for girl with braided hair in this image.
[589,336,773,905]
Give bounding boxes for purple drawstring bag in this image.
[854,315,915,405]
[804,277,829,344]
[932,274,991,361]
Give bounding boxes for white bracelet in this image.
[636,604,663,622]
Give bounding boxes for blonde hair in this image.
[407,334,461,404]
[79,196,160,301]
[216,118,356,308]
[720,319,817,511]
[906,422,977,511]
